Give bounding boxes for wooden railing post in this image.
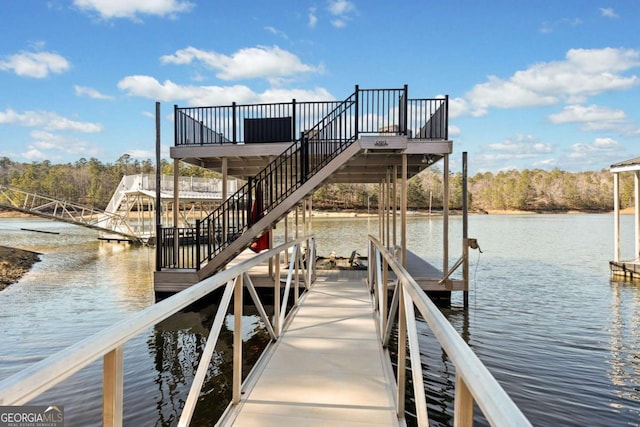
[454,373,474,427]
[103,346,124,427]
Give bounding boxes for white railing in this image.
[0,236,316,427]
[368,235,532,427]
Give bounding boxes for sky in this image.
[0,0,639,174]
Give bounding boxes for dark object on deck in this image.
[244,117,292,143]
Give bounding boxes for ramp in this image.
[221,276,400,426]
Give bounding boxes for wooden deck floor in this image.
[224,272,400,426]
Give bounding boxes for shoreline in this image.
[0,246,41,291]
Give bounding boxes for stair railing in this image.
[159,86,411,271]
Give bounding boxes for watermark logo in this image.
[0,406,64,427]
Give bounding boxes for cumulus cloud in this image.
[548,104,635,133]
[0,108,102,132]
[568,137,620,159]
[22,130,102,161]
[160,45,321,81]
[73,0,193,20]
[117,75,334,106]
[0,50,70,78]
[74,85,114,100]
[464,47,640,116]
[476,134,555,170]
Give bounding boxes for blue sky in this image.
[0,0,638,174]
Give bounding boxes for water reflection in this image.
[3,216,640,425]
[147,294,271,426]
[608,280,640,419]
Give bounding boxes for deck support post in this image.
[393,165,397,248]
[633,171,640,258]
[222,157,229,261]
[443,154,450,278]
[401,155,407,267]
[379,179,384,243]
[614,172,620,262]
[462,152,469,309]
[173,159,180,263]
[233,273,243,404]
[386,168,391,249]
[103,346,124,427]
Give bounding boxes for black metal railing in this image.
[407,95,448,140]
[175,100,344,146]
[160,86,449,271]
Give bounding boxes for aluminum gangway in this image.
[0,235,531,426]
[0,175,236,244]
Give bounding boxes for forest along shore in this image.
[0,246,41,291]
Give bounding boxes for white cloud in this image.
[328,0,355,16]
[160,45,321,81]
[73,0,193,20]
[548,104,633,132]
[23,130,102,160]
[600,8,619,18]
[327,0,356,28]
[487,134,552,156]
[0,108,102,132]
[117,75,334,106]
[568,137,619,159]
[125,149,154,158]
[539,17,582,34]
[308,7,318,28]
[478,135,554,168]
[464,47,640,116]
[0,50,70,78]
[265,26,288,39]
[74,85,114,100]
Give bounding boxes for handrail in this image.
[0,235,316,426]
[0,185,142,243]
[368,235,531,426]
[160,86,416,272]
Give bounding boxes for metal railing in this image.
[161,86,421,271]
[368,235,531,426]
[0,236,316,427]
[0,185,141,242]
[174,87,448,146]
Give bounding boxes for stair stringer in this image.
[194,139,364,281]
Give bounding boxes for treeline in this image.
[0,156,630,212]
[308,168,624,212]
[0,156,219,209]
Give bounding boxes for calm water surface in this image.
[0,215,639,426]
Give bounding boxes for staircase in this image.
[156,86,446,286]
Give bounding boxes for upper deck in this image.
[170,86,451,183]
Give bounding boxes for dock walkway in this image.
[226,273,400,426]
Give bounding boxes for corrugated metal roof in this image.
[610,156,640,172]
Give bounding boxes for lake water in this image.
[0,214,639,426]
